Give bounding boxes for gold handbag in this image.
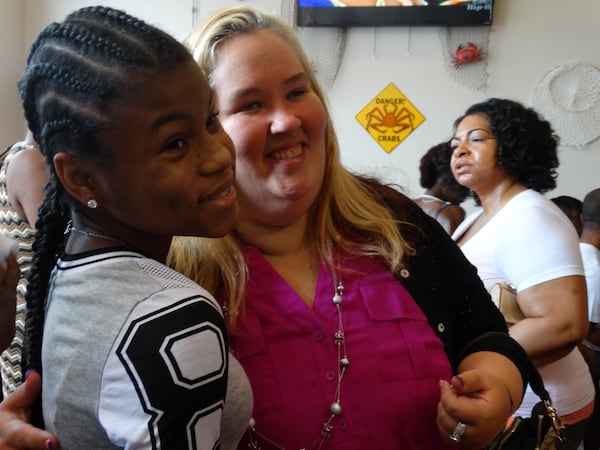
[489,282,526,325]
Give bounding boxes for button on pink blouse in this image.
[232,245,454,449]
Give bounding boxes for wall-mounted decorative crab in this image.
[452,42,484,68]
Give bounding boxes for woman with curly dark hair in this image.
[414,141,470,234]
[450,98,594,449]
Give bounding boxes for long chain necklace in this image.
[65,221,128,248]
[247,275,349,450]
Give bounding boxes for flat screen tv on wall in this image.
[297,0,494,27]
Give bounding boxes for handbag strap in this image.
[527,359,550,401]
[525,353,566,440]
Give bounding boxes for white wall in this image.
[21,0,194,43]
[1,0,598,209]
[0,0,27,147]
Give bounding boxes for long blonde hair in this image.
[169,6,410,328]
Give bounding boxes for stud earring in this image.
[86,199,98,209]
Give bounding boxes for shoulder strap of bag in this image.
[527,359,550,401]
[523,344,566,441]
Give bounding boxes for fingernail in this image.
[45,439,54,449]
[25,369,36,380]
[452,375,465,387]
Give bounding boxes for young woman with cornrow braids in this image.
[0,6,251,449]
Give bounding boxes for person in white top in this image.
[450,98,594,450]
[580,188,600,346]
[579,188,600,450]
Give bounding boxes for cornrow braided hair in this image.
[18,6,192,426]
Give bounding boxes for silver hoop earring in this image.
[86,199,98,209]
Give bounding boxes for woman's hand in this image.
[436,352,523,449]
[0,371,57,450]
[437,372,510,448]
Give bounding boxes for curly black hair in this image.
[453,98,559,193]
[419,141,469,204]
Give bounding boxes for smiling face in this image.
[450,114,505,194]
[92,60,238,241]
[210,30,327,229]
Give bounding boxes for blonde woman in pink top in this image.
[174,7,529,450]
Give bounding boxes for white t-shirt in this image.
[580,242,600,324]
[453,189,593,418]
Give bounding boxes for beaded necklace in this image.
[246,277,349,450]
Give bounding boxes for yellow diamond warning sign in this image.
[355,83,425,154]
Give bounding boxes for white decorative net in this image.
[280,0,347,91]
[530,62,600,148]
[439,26,490,91]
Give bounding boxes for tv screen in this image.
[297,0,494,27]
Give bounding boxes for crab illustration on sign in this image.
[356,83,425,153]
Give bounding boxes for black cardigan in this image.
[360,176,532,389]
